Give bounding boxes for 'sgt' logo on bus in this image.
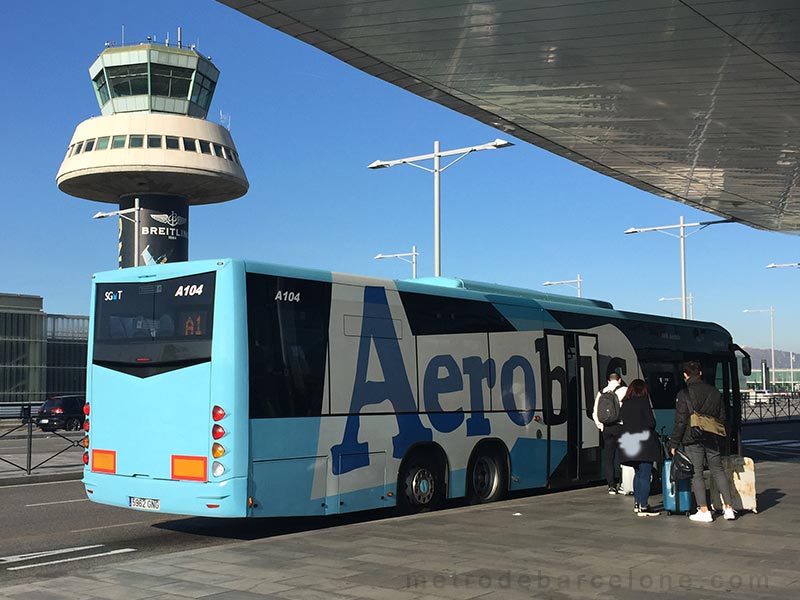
[104,290,124,301]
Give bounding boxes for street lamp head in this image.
[490,138,513,149]
[623,227,639,235]
[765,263,777,268]
[542,281,553,286]
[367,160,390,169]
[373,253,385,259]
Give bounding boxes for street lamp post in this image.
[374,245,419,279]
[659,293,694,319]
[743,306,775,388]
[542,274,582,297]
[624,216,732,319]
[369,139,513,277]
[92,197,141,267]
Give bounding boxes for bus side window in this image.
[246,273,332,419]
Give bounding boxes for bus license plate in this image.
[129,496,160,510]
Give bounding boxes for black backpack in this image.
[597,386,621,425]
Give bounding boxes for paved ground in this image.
[0,456,796,599]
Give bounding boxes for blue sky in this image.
[1,1,798,353]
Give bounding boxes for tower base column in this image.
[118,195,189,268]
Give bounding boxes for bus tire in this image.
[467,449,507,504]
[400,460,444,512]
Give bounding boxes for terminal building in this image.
[0,293,88,411]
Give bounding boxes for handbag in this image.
[670,448,694,481]
[685,393,727,440]
[689,412,727,437]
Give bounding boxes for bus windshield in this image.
[93,272,215,373]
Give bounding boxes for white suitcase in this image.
[619,464,635,495]
[707,455,757,513]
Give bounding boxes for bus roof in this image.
[92,259,730,337]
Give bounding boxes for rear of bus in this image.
[82,259,250,517]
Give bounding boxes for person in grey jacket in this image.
[669,361,735,522]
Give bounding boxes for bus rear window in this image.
[93,272,215,375]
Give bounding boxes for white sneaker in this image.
[723,507,736,520]
[689,509,713,523]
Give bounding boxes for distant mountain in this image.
[742,347,797,369]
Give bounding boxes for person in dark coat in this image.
[617,379,661,516]
[669,360,735,523]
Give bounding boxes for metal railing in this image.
[741,393,800,422]
[0,403,84,475]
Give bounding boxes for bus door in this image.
[540,331,599,485]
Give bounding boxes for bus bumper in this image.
[82,471,249,518]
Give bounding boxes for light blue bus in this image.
[82,259,749,517]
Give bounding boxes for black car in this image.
[37,396,86,431]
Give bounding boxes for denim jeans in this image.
[633,461,653,507]
[685,441,732,508]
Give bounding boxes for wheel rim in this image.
[410,468,435,505]
[472,455,499,501]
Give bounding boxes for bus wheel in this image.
[468,451,507,504]
[401,461,443,512]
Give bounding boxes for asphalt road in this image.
[0,477,393,587]
[741,420,800,461]
[0,420,796,587]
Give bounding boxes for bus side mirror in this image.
[741,356,752,376]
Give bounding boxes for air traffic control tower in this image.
[57,34,248,267]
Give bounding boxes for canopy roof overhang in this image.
[219,0,800,233]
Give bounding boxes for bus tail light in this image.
[83,419,90,432]
[81,436,90,448]
[83,403,90,416]
[212,461,225,477]
[82,452,89,465]
[212,443,225,458]
[212,405,225,421]
[212,424,224,439]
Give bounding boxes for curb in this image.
[0,470,83,487]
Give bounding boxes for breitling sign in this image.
[118,195,189,268]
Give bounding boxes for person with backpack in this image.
[593,373,627,494]
[617,379,662,516]
[669,361,736,522]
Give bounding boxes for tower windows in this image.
[150,65,193,99]
[66,133,240,167]
[106,64,148,97]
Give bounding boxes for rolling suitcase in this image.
[662,459,693,515]
[708,455,757,513]
[619,464,635,495]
